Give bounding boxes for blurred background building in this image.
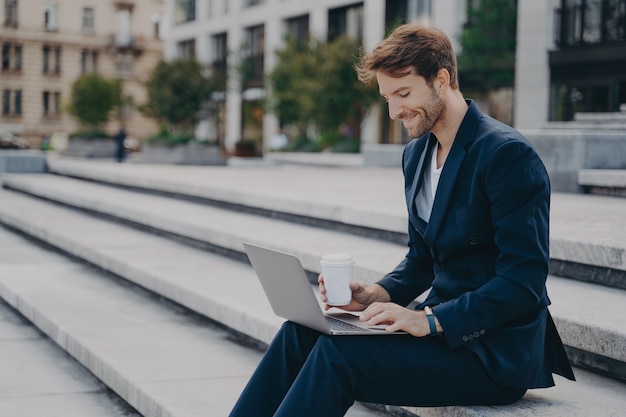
[0,0,164,147]
[516,0,626,129]
[163,0,467,153]
[2,0,625,151]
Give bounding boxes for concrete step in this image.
[0,226,390,417]
[0,194,625,417]
[579,169,626,198]
[0,185,624,385]
[42,156,626,290]
[0,295,141,417]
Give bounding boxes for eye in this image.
[399,91,409,98]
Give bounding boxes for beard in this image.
[402,87,445,138]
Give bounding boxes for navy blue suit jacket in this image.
[378,101,575,389]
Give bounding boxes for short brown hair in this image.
[356,24,459,89]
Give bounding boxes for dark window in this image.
[243,24,264,88]
[43,91,50,115]
[556,0,626,46]
[2,44,9,70]
[328,3,364,44]
[211,32,228,89]
[14,89,21,114]
[284,14,309,46]
[2,89,10,114]
[385,0,432,33]
[43,45,50,73]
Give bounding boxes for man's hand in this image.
[360,302,433,337]
[318,275,389,312]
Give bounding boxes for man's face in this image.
[376,71,445,138]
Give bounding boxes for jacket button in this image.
[480,329,485,335]
[474,331,481,338]
[469,237,478,245]
[462,336,469,342]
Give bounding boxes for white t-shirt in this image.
[415,141,444,222]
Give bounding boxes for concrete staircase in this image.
[0,155,625,416]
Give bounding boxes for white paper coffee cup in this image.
[320,253,355,306]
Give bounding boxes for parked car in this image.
[0,131,29,149]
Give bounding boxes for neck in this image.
[431,91,468,153]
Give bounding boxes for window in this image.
[2,44,9,70]
[1,43,21,72]
[13,89,21,114]
[211,32,228,89]
[385,0,432,30]
[44,3,58,31]
[83,7,94,33]
[4,0,18,27]
[175,0,195,23]
[116,9,132,46]
[284,14,309,46]
[328,3,364,44]
[13,44,21,70]
[42,91,60,116]
[115,52,134,77]
[243,0,264,6]
[43,91,49,115]
[43,45,61,74]
[556,0,626,47]
[2,89,21,115]
[177,39,196,59]
[81,49,98,73]
[243,24,264,88]
[54,92,60,114]
[2,89,10,114]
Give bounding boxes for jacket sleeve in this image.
[433,139,551,349]
[377,223,435,306]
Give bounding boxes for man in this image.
[229,24,574,417]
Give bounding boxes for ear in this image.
[435,68,450,90]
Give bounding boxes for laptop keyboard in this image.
[325,315,367,332]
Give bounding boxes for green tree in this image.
[67,73,122,132]
[457,0,517,90]
[144,59,215,136]
[310,36,379,143]
[268,36,378,151]
[267,37,316,138]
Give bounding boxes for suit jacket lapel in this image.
[424,100,481,245]
[407,134,437,235]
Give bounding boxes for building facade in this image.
[164,0,468,152]
[0,0,164,146]
[515,0,626,129]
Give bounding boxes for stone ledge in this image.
[0,150,47,173]
[578,169,626,197]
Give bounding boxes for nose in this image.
[387,99,402,120]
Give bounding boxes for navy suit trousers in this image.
[229,322,525,417]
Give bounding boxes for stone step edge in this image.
[4,173,626,290]
[41,165,626,277]
[1,192,625,379]
[0,278,167,417]
[1,225,625,417]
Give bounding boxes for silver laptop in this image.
[243,242,405,336]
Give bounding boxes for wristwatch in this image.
[424,306,438,336]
